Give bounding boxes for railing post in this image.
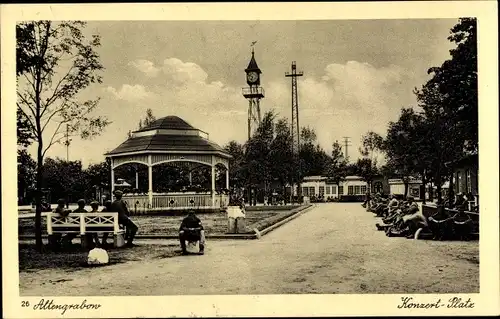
[80,213,86,235]
[47,212,53,235]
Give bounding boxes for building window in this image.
[354,186,361,194]
[338,186,343,196]
[319,186,325,196]
[361,185,367,194]
[374,182,383,194]
[466,169,472,194]
[348,186,354,195]
[325,186,330,195]
[309,187,315,196]
[302,187,309,196]
[332,185,337,195]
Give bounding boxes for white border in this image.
[2,1,499,318]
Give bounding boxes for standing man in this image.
[110,190,138,247]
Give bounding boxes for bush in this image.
[339,195,365,202]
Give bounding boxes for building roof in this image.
[134,115,197,133]
[105,115,230,157]
[245,51,261,72]
[303,175,327,181]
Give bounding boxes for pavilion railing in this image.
[123,193,229,213]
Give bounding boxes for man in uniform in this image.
[179,210,205,255]
[110,190,138,247]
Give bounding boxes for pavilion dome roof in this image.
[134,115,196,132]
[105,115,230,158]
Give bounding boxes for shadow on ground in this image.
[19,243,180,273]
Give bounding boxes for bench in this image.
[47,212,126,248]
[415,205,479,239]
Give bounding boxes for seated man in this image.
[110,190,138,247]
[61,199,87,246]
[387,195,399,216]
[179,210,205,255]
[49,198,71,249]
[100,200,113,247]
[88,201,103,247]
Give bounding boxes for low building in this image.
[290,175,368,200]
[450,154,478,197]
[388,177,423,199]
[447,153,478,208]
[371,175,390,195]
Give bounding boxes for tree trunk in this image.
[422,171,426,204]
[436,174,443,205]
[448,170,455,209]
[403,178,409,199]
[35,137,44,252]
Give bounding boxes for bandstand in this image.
[105,116,231,211]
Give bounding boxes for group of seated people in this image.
[51,190,139,249]
[443,192,478,212]
[366,192,477,240]
[365,194,427,238]
[51,190,206,254]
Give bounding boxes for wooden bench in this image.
[47,212,126,248]
[416,205,479,239]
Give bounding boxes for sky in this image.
[26,19,458,167]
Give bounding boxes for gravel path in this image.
[19,203,478,295]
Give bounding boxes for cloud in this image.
[162,58,209,84]
[85,58,412,167]
[128,59,160,77]
[105,84,155,101]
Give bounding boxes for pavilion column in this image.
[148,155,153,208]
[135,167,139,190]
[189,171,193,186]
[225,168,229,190]
[211,164,216,208]
[110,158,115,195]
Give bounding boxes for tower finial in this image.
[251,40,257,55]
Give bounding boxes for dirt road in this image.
[20,203,478,295]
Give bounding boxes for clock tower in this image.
[242,48,265,140]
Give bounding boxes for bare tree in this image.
[17,21,110,251]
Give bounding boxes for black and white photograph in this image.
[2,2,499,318]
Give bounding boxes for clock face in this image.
[247,71,259,83]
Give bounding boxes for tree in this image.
[42,158,86,204]
[326,140,348,188]
[359,131,384,164]
[245,111,276,198]
[18,150,37,204]
[383,108,424,198]
[128,108,157,138]
[269,118,295,194]
[299,126,330,177]
[224,140,246,189]
[16,21,109,251]
[356,158,378,194]
[414,18,478,203]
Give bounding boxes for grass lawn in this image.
[18,207,306,236]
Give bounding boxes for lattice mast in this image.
[285,61,304,199]
[286,61,303,155]
[242,48,264,140]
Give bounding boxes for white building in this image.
[388,178,422,198]
[291,175,368,199]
